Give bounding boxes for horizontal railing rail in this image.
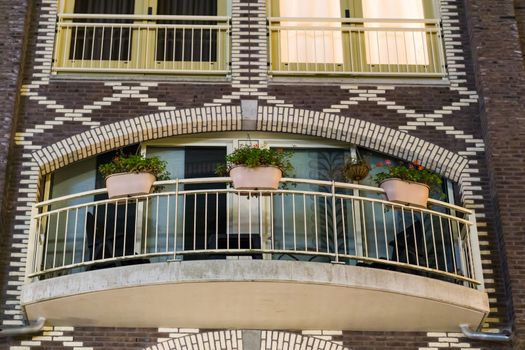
[268,17,446,77]
[26,178,482,289]
[53,14,230,75]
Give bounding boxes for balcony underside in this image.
[22,260,488,332]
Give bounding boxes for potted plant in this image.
[99,153,170,198]
[344,157,371,182]
[373,160,443,208]
[216,144,293,190]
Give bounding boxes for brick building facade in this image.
[0,0,524,349]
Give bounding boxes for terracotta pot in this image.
[230,166,282,190]
[105,172,156,199]
[380,178,430,208]
[345,163,371,181]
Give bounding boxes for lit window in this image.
[279,0,343,64]
[362,0,429,65]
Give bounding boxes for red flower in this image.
[413,160,420,165]
[418,166,424,170]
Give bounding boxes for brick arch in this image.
[142,331,349,350]
[143,330,242,350]
[32,105,467,181]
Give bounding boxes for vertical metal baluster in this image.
[226,190,229,250]
[208,27,212,71]
[259,193,263,253]
[102,203,108,259]
[144,197,149,254]
[134,198,139,255]
[439,216,448,272]
[72,208,79,265]
[372,202,378,258]
[109,26,114,65]
[376,31,382,72]
[216,192,219,251]
[173,180,179,258]
[165,195,170,253]
[237,192,241,250]
[182,194,186,252]
[303,194,308,252]
[72,26,78,65]
[99,27,105,69]
[123,199,128,257]
[420,211,429,268]
[43,212,51,269]
[314,195,319,252]
[392,205,399,262]
[401,207,409,263]
[191,28,195,70]
[292,193,296,252]
[193,194,197,251]
[81,25,87,68]
[82,207,88,263]
[91,204,98,261]
[410,209,419,266]
[382,203,388,260]
[249,192,252,250]
[393,30,400,73]
[341,198,347,256]
[324,196,329,254]
[361,200,368,257]
[204,193,208,250]
[62,210,69,267]
[118,25,123,69]
[164,27,168,70]
[199,26,203,71]
[113,201,118,258]
[430,214,439,270]
[352,198,358,256]
[155,195,160,253]
[270,193,275,251]
[173,27,177,71]
[62,25,70,68]
[282,194,286,249]
[53,212,60,268]
[448,218,457,274]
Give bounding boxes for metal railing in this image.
[53,14,231,75]
[26,178,482,289]
[269,17,446,77]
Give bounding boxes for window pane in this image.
[362,0,429,65]
[279,0,343,64]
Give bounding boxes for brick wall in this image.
[0,0,523,349]
[0,0,30,326]
[464,0,525,348]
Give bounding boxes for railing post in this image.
[468,212,485,290]
[24,205,39,283]
[173,178,179,260]
[331,181,339,263]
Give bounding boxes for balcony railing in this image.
[53,14,231,75]
[26,178,482,288]
[269,17,446,77]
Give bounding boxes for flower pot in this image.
[230,166,282,190]
[379,178,430,208]
[105,172,156,199]
[345,163,371,181]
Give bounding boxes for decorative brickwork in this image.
[1,0,523,349]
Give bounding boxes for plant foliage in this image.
[99,153,170,180]
[373,160,443,195]
[215,144,294,177]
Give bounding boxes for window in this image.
[269,0,445,76]
[54,0,230,75]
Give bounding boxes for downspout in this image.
[0,317,46,338]
[460,324,512,342]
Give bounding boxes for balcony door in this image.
[55,0,229,73]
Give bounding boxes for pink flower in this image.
[385,159,392,165]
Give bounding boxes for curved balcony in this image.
[22,178,488,331]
